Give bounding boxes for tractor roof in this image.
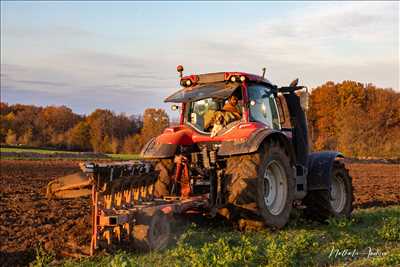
[165,71,276,103]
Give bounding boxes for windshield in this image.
[187,98,221,132]
[184,84,243,133]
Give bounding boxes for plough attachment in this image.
[48,161,209,255]
[46,163,92,199]
[88,161,208,254]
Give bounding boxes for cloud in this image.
[68,50,147,70]
[177,2,399,89]
[114,72,174,81]
[1,2,397,116]
[258,3,395,41]
[2,24,97,39]
[1,64,29,73]
[1,64,75,93]
[0,60,179,116]
[34,49,177,88]
[1,59,178,98]
[13,79,69,87]
[1,85,174,116]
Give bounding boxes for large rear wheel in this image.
[256,141,295,228]
[225,140,295,229]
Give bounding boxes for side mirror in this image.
[171,104,180,111]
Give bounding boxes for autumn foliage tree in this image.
[122,134,142,154]
[0,104,147,153]
[120,108,170,154]
[140,108,170,146]
[41,106,80,145]
[307,81,400,157]
[5,129,17,145]
[86,109,114,152]
[0,81,397,158]
[67,121,92,151]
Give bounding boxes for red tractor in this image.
[48,66,353,254]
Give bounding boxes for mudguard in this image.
[307,151,343,191]
[140,137,177,159]
[217,128,295,162]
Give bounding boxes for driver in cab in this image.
[222,95,241,120]
[206,94,242,137]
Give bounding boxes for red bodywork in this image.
[157,122,266,145]
[160,72,273,146]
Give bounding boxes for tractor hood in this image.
[165,82,241,103]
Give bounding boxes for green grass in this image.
[33,205,400,267]
[106,153,141,160]
[0,147,140,161]
[0,147,77,154]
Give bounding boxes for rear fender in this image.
[307,151,343,191]
[218,129,296,164]
[141,127,195,159]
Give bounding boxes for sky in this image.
[1,1,399,116]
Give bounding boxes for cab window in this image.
[186,87,243,133]
[248,84,280,129]
[187,98,220,132]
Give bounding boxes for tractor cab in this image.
[165,69,281,136]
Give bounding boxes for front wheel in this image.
[133,208,171,251]
[153,159,174,197]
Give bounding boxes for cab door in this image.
[247,83,280,129]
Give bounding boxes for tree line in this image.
[307,81,400,158]
[0,104,169,154]
[1,80,399,157]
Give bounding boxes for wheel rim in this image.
[263,160,288,215]
[330,174,346,213]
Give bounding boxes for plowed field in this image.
[0,160,399,266]
[0,161,91,266]
[350,162,400,208]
